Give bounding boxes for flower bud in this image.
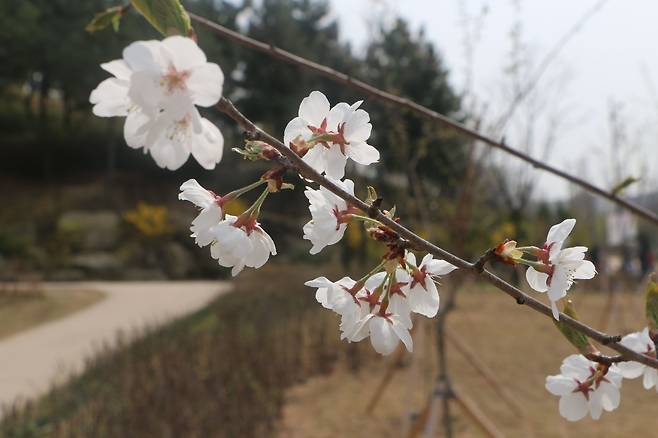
[494,239,523,264]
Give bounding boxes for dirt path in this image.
[0,281,229,407]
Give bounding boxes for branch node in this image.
[602,335,622,345]
[586,353,625,365]
[473,248,495,273]
[367,197,383,218]
[516,296,526,305]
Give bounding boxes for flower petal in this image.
[324,146,348,179]
[369,317,399,355]
[101,59,132,80]
[299,91,330,126]
[161,36,207,70]
[558,392,588,422]
[526,267,549,292]
[190,118,224,169]
[90,78,129,117]
[546,218,576,245]
[545,375,574,396]
[188,63,224,107]
[346,142,379,166]
[179,179,215,208]
[283,117,311,148]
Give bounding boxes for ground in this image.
[0,281,227,407]
[280,281,655,437]
[0,285,104,340]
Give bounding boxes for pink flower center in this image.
[231,215,258,236]
[409,266,428,290]
[162,64,191,94]
[358,289,381,311]
[332,205,359,230]
[307,118,350,154]
[390,281,407,297]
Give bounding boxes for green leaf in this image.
[646,273,658,331]
[85,5,126,33]
[554,300,594,354]
[130,0,191,36]
[611,176,640,196]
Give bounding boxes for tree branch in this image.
[192,13,658,227]
[216,97,658,370]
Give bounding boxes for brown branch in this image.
[215,97,658,370]
[191,12,658,227]
[586,353,626,366]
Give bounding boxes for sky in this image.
[327,0,658,200]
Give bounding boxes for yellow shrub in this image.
[123,202,173,238]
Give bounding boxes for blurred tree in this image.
[362,20,466,237]
[235,0,359,134]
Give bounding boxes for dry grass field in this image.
[0,284,104,340]
[280,281,656,438]
[1,267,653,438]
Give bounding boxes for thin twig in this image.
[215,96,658,370]
[192,13,658,227]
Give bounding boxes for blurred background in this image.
[0,0,657,436]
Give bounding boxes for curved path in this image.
[0,281,229,408]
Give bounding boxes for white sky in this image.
[328,0,658,200]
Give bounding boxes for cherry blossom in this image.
[545,354,623,421]
[178,179,223,247]
[302,178,357,254]
[284,91,379,179]
[209,214,276,276]
[90,36,224,170]
[525,219,596,320]
[304,276,360,316]
[342,270,413,354]
[344,311,413,355]
[305,269,413,355]
[404,252,457,318]
[616,328,658,391]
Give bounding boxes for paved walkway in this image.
[0,281,229,407]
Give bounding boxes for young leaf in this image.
[646,273,658,331]
[554,300,594,354]
[611,176,640,196]
[86,5,126,33]
[130,0,191,36]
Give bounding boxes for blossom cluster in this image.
[90,35,658,426]
[90,36,225,170]
[547,327,657,421]
[306,252,456,354]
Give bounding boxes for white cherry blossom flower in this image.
[284,91,379,179]
[344,311,413,355]
[90,36,225,170]
[305,269,414,354]
[139,105,224,170]
[404,252,457,318]
[178,179,223,247]
[616,328,658,391]
[545,354,622,422]
[342,270,413,354]
[525,219,596,320]
[209,214,276,276]
[303,178,357,254]
[364,271,412,329]
[304,276,359,316]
